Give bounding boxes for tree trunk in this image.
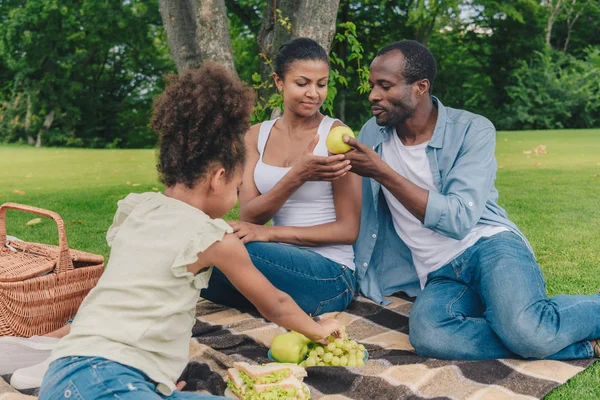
[158,0,202,73]
[545,0,564,47]
[194,0,236,71]
[257,0,341,117]
[36,110,54,148]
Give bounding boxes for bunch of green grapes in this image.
[299,337,367,367]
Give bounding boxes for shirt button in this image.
[468,202,473,207]
[372,234,377,238]
[64,390,72,399]
[363,263,368,267]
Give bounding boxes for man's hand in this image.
[229,221,272,244]
[343,136,387,179]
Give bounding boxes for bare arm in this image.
[233,171,362,246]
[190,234,342,341]
[238,124,350,225]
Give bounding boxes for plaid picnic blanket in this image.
[1,293,596,400]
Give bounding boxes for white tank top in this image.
[253,116,355,270]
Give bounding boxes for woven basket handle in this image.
[0,202,74,274]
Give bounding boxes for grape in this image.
[299,330,368,368]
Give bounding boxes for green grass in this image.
[1,129,600,398]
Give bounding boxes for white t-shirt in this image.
[380,130,506,288]
[253,116,355,270]
[51,192,232,395]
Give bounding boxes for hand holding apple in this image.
[290,134,351,183]
[326,126,356,154]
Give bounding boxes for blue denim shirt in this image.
[353,97,532,305]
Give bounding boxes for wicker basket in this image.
[0,202,104,337]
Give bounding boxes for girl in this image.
[38,63,342,400]
[200,38,362,317]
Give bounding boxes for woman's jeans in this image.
[409,231,600,360]
[200,242,356,316]
[39,356,226,400]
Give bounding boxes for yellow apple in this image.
[326,126,356,154]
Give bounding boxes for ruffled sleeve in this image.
[106,193,149,247]
[171,218,233,289]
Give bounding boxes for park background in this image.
[1,1,599,398]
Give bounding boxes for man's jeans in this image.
[39,356,226,399]
[409,231,600,360]
[200,242,356,316]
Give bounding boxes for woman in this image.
[200,37,362,316]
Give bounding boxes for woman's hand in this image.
[291,134,352,183]
[230,221,272,244]
[308,318,344,344]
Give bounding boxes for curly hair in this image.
[152,62,255,188]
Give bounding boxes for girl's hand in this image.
[291,134,351,182]
[230,221,272,244]
[309,318,344,344]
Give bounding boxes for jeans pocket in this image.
[61,381,84,400]
[313,289,352,316]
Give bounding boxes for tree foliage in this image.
[0,0,598,149]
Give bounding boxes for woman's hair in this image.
[152,62,255,188]
[274,37,329,80]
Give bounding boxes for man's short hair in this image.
[377,40,437,94]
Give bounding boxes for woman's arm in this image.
[232,170,361,246]
[239,124,350,225]
[191,234,343,342]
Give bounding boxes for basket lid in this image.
[0,240,103,282]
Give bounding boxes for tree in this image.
[0,0,175,148]
[256,0,341,113]
[158,0,235,72]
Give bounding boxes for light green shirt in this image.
[51,192,232,395]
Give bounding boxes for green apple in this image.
[270,331,312,364]
[326,126,356,154]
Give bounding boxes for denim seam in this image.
[447,285,487,324]
[248,252,340,281]
[339,268,357,297]
[88,359,125,399]
[313,289,350,316]
[66,380,85,400]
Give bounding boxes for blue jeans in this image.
[409,231,600,360]
[200,242,356,316]
[39,356,226,399]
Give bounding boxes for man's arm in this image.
[344,123,497,240]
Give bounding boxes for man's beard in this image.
[375,98,416,126]
[376,104,415,127]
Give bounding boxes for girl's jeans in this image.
[39,356,226,399]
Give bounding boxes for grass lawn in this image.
[1,129,600,398]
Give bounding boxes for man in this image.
[344,40,600,360]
